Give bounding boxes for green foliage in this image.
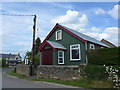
[80,65,109,80]
[25,51,32,62]
[35,37,41,55]
[34,53,40,66]
[87,47,120,65]
[24,51,40,66]
[0,58,7,67]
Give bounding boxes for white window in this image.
[70,44,81,61]
[56,30,62,40]
[90,44,95,49]
[58,51,64,64]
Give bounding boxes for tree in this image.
[25,51,32,62]
[0,58,6,67]
[34,37,41,55]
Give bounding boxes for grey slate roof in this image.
[0,53,22,59]
[60,24,109,47]
[46,40,67,50]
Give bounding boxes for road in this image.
[2,68,85,89]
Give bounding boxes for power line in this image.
[2,14,35,16]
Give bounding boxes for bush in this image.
[80,65,109,80]
[87,47,120,65]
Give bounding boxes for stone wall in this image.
[37,65,81,80]
[16,64,31,77]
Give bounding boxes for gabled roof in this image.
[0,53,22,59]
[39,40,67,51]
[45,23,108,47]
[61,24,109,47]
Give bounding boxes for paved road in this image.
[2,68,84,89]
[3,74,62,88]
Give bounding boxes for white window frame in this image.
[58,51,64,64]
[56,30,62,40]
[70,44,81,61]
[90,44,95,49]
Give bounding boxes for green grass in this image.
[5,70,114,89]
[6,70,27,79]
[30,78,113,89]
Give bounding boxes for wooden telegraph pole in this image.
[32,15,37,65]
[30,15,36,76]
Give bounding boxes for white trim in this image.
[70,44,81,61]
[90,43,95,49]
[85,42,87,50]
[58,51,64,64]
[56,30,62,40]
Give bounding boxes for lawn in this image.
[30,78,113,89]
[6,70,27,79]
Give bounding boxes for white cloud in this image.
[95,8,106,15]
[104,27,118,35]
[13,41,31,46]
[51,10,88,31]
[108,5,119,19]
[95,4,119,19]
[91,27,101,32]
[84,27,118,46]
[99,33,110,40]
[51,9,118,46]
[51,10,79,24]
[51,3,73,9]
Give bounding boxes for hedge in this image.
[80,65,109,80]
[80,65,120,80]
[87,47,120,65]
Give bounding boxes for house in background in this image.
[101,39,116,48]
[0,53,22,66]
[38,23,109,65]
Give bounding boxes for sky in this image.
[0,2,119,59]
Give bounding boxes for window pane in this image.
[57,31,61,40]
[59,52,63,57]
[72,49,79,59]
[59,58,63,63]
[59,60,63,63]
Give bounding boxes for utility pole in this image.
[32,15,37,65]
[30,15,37,76]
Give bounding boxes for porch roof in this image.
[39,40,67,52]
[46,40,67,50]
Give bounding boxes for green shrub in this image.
[34,53,40,66]
[87,47,120,65]
[80,65,109,80]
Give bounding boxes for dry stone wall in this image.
[37,65,81,80]
[16,64,30,77]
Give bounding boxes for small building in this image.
[38,23,109,65]
[101,39,116,48]
[0,53,22,66]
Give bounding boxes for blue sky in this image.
[1,2,119,58]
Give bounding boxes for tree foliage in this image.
[34,37,41,55]
[0,58,7,67]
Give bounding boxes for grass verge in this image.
[6,70,27,79]
[5,70,114,89]
[30,78,113,89]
